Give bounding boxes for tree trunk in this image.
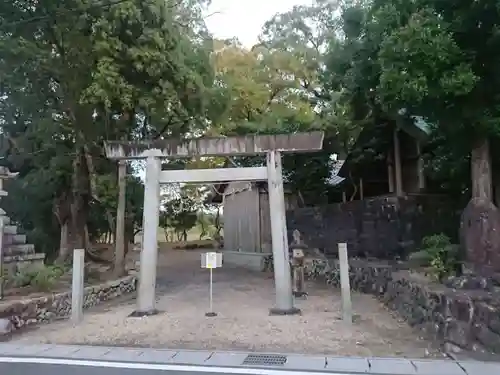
[471,137,493,201]
[199,220,206,240]
[114,161,127,278]
[54,191,73,264]
[62,148,91,263]
[215,207,221,237]
[58,221,70,262]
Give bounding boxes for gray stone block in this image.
[411,360,466,375]
[283,354,327,370]
[368,358,417,374]
[0,343,21,355]
[14,344,53,356]
[205,352,248,366]
[326,356,370,373]
[171,350,214,365]
[100,347,145,361]
[65,345,115,360]
[135,349,178,363]
[0,319,13,339]
[457,361,500,375]
[38,345,82,358]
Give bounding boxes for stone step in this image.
[3,243,35,256]
[6,234,26,245]
[3,225,18,235]
[3,252,45,265]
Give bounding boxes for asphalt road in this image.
[0,363,231,375]
[0,362,348,375]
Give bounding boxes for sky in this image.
[204,0,312,48]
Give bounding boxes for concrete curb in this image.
[0,343,498,374]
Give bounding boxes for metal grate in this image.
[242,354,287,366]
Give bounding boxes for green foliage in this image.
[316,0,500,201]
[160,193,198,239]
[11,265,66,292]
[419,234,459,281]
[0,0,216,255]
[3,0,500,260]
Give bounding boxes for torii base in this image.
[269,307,301,316]
[128,309,161,318]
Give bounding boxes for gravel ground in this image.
[12,249,445,358]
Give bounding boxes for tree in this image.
[209,1,354,204]
[209,39,316,134]
[259,0,341,106]
[351,0,500,202]
[162,194,198,242]
[0,0,215,261]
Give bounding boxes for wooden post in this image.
[71,248,85,323]
[114,160,127,277]
[387,153,395,193]
[0,219,4,300]
[393,127,403,196]
[267,150,298,315]
[338,243,353,323]
[416,141,425,191]
[134,155,162,316]
[359,178,364,200]
[342,191,347,203]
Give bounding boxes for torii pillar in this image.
[104,132,324,316]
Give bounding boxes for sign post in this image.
[71,248,85,324]
[338,242,353,324]
[201,251,222,317]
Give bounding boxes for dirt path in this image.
[12,250,445,358]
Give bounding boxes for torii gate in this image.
[104,132,324,316]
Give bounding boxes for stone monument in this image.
[460,197,500,275]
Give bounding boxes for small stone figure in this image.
[290,229,307,298]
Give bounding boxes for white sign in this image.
[201,252,222,269]
[206,252,217,269]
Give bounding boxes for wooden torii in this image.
[104,132,324,317]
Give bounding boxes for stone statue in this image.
[292,229,302,246]
[290,229,307,298]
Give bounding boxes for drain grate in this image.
[242,354,287,366]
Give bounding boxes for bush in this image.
[419,233,460,281]
[11,265,66,292]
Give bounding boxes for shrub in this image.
[419,233,459,281]
[11,265,66,292]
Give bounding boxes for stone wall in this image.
[0,275,137,330]
[287,195,458,259]
[306,259,500,355]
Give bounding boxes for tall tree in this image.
[0,0,214,260]
[368,0,500,200]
